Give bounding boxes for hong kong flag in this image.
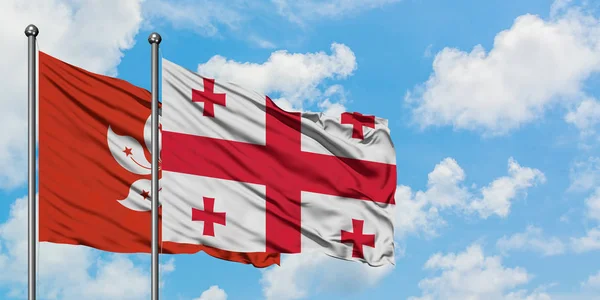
[38,51,279,267]
[161,59,397,266]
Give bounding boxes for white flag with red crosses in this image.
[160,58,397,266]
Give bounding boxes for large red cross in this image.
[341,219,375,259]
[341,112,375,140]
[192,78,226,118]
[191,197,227,237]
[163,97,396,253]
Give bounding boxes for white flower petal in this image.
[117,179,162,211]
[107,125,151,175]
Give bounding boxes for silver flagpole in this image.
[148,32,162,300]
[25,24,39,300]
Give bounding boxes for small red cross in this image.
[341,112,375,140]
[191,197,227,237]
[192,78,226,118]
[341,219,375,259]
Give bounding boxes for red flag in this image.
[38,51,279,267]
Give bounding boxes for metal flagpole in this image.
[148,32,162,300]
[25,24,39,300]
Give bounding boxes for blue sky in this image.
[2,0,600,299]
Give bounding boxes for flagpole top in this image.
[24,24,39,37]
[148,32,162,45]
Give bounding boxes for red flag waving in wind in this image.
[38,51,279,267]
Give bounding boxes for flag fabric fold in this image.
[161,58,397,266]
[38,51,279,268]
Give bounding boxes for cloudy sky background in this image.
[1,0,600,299]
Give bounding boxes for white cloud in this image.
[143,0,395,46]
[394,157,470,238]
[260,253,394,300]
[272,85,349,116]
[550,0,574,17]
[394,185,445,238]
[395,157,545,237]
[0,195,174,299]
[586,188,600,221]
[421,157,470,209]
[143,0,244,37]
[160,257,176,273]
[317,85,349,116]
[194,285,228,300]
[569,177,600,254]
[318,99,347,116]
[468,158,546,218]
[409,244,548,300]
[569,157,600,192]
[68,255,149,300]
[0,0,144,189]
[248,35,277,49]
[197,43,356,111]
[571,228,600,253]
[405,4,600,135]
[504,289,553,300]
[582,270,600,289]
[423,44,434,58]
[272,0,400,24]
[565,97,600,137]
[496,226,566,256]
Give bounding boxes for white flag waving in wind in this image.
[160,58,397,266]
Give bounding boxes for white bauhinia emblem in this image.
[107,110,162,211]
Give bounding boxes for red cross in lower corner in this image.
[341,219,375,259]
[191,197,227,236]
[192,78,226,118]
[340,112,375,140]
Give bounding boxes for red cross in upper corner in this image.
[191,197,227,237]
[192,78,226,118]
[341,219,375,259]
[340,112,375,140]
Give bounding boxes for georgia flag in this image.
[160,58,397,266]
